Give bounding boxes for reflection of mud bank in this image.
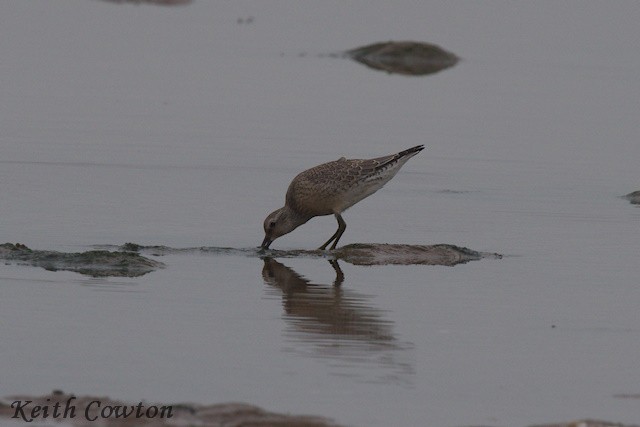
[120,242,500,267]
[344,41,459,76]
[0,243,163,277]
[623,190,640,205]
[0,391,340,427]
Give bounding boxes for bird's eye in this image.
[269,221,276,229]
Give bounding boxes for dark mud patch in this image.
[0,243,164,277]
[120,242,500,267]
[342,40,459,76]
[623,190,640,205]
[0,391,341,427]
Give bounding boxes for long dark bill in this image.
[261,236,272,249]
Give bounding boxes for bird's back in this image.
[285,145,423,216]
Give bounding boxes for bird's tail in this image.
[397,145,425,158]
[373,145,425,171]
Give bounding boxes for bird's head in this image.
[261,207,298,249]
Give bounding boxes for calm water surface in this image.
[1,1,639,426]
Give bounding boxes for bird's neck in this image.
[283,205,313,228]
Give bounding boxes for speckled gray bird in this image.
[261,145,424,250]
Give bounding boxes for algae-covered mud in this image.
[623,191,640,205]
[0,243,164,277]
[344,41,459,76]
[0,391,341,427]
[119,242,500,267]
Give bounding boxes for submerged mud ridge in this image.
[343,40,459,76]
[0,391,341,427]
[121,242,500,267]
[0,243,164,277]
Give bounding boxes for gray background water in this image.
[1,1,639,426]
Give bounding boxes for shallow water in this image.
[1,1,639,426]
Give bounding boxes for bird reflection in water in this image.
[261,257,414,384]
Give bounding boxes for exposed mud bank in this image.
[262,243,500,266]
[0,243,163,277]
[343,41,459,76]
[0,242,496,277]
[334,243,500,266]
[120,242,500,267]
[0,391,340,427]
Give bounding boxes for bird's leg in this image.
[330,214,347,249]
[318,214,346,250]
